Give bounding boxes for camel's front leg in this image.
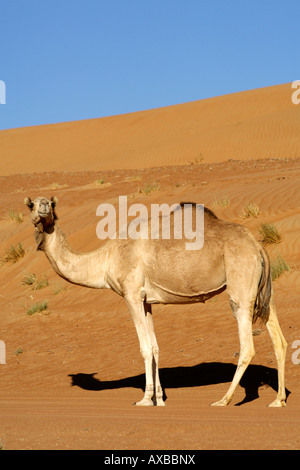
[126,297,156,406]
[145,303,165,406]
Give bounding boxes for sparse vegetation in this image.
[125,175,141,182]
[22,273,49,290]
[96,178,105,185]
[0,243,25,265]
[188,153,204,165]
[212,194,230,209]
[47,182,69,190]
[259,223,282,245]
[22,272,37,286]
[27,301,48,315]
[53,282,66,295]
[6,208,24,223]
[15,347,23,356]
[95,178,112,188]
[35,275,49,290]
[141,182,160,195]
[271,254,291,280]
[240,202,262,219]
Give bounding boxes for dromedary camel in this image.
[24,196,287,407]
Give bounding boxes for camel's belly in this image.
[143,281,226,305]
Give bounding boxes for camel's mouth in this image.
[37,209,54,222]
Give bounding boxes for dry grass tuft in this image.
[22,273,49,290]
[271,254,291,280]
[141,182,160,195]
[22,272,37,285]
[1,243,25,265]
[212,194,230,209]
[240,203,262,219]
[259,223,282,244]
[6,209,24,223]
[27,301,48,315]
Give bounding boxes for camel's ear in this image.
[51,196,58,208]
[24,197,34,209]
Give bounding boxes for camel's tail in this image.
[253,248,272,324]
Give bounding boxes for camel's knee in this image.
[140,344,153,361]
[240,334,255,358]
[140,343,159,359]
[238,349,255,367]
[152,344,159,359]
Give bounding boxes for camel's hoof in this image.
[134,398,154,407]
[210,399,228,407]
[268,399,286,408]
[156,398,166,407]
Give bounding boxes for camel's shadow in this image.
[69,362,290,406]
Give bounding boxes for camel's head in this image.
[24,196,58,232]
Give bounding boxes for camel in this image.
[24,196,287,407]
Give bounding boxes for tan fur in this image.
[24,197,287,407]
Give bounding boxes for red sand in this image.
[0,83,299,450]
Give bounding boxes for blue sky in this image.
[0,0,299,130]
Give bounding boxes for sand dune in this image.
[0,83,299,176]
[0,83,300,450]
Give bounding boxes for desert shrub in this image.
[271,255,291,281]
[259,223,282,244]
[96,178,105,185]
[240,203,262,219]
[142,182,160,195]
[35,275,49,290]
[0,243,25,264]
[22,273,49,290]
[212,194,230,208]
[7,209,24,223]
[27,301,48,315]
[22,273,37,285]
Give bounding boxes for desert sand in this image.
[0,82,299,450]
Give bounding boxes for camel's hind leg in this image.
[266,296,287,407]
[211,305,255,406]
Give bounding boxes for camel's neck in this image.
[40,224,110,289]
